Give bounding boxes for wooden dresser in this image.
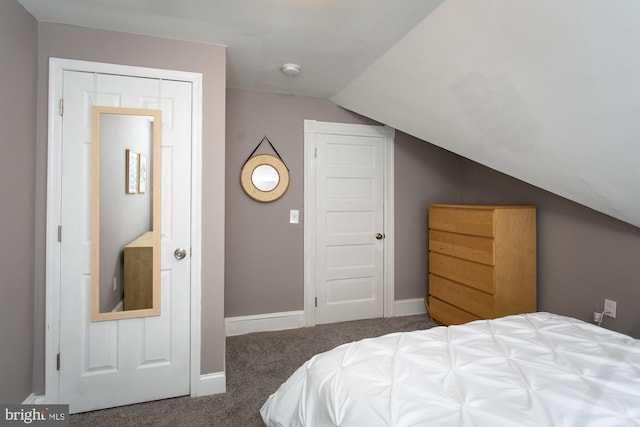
[123,231,154,310]
[427,204,537,325]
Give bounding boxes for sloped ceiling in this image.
[18,0,640,227]
[333,0,640,228]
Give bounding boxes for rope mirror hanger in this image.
[240,136,290,202]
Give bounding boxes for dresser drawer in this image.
[428,296,481,325]
[429,252,495,294]
[429,275,495,318]
[429,230,494,265]
[429,206,494,237]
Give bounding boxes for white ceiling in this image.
[18,0,640,228]
[17,0,444,97]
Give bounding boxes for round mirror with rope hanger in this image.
[240,135,290,202]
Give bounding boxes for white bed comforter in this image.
[260,312,640,426]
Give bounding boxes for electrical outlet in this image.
[604,298,617,318]
[113,277,118,292]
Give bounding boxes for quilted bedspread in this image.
[260,312,640,426]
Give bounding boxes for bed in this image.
[260,312,640,426]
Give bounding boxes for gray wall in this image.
[0,0,37,403]
[34,23,226,393]
[393,133,459,300]
[457,159,640,338]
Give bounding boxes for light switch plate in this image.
[289,210,299,224]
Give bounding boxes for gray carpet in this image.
[70,314,438,426]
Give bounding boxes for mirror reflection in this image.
[251,164,279,191]
[91,107,162,321]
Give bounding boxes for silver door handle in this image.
[174,248,187,260]
[375,233,385,240]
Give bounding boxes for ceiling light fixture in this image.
[281,63,301,76]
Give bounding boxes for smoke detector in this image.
[281,63,301,76]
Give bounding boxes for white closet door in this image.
[314,129,386,324]
[58,70,192,413]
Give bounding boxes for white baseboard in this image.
[225,310,305,336]
[25,378,225,403]
[22,394,45,404]
[394,298,428,317]
[226,302,427,337]
[194,372,226,396]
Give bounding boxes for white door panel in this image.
[58,71,192,413]
[326,277,375,303]
[314,129,386,324]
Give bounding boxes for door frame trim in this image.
[303,120,395,326]
[45,58,203,403]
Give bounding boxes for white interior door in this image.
[311,123,389,324]
[57,70,192,413]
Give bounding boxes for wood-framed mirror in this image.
[91,106,162,321]
[240,154,289,202]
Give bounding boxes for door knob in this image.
[174,248,187,260]
[375,233,385,240]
